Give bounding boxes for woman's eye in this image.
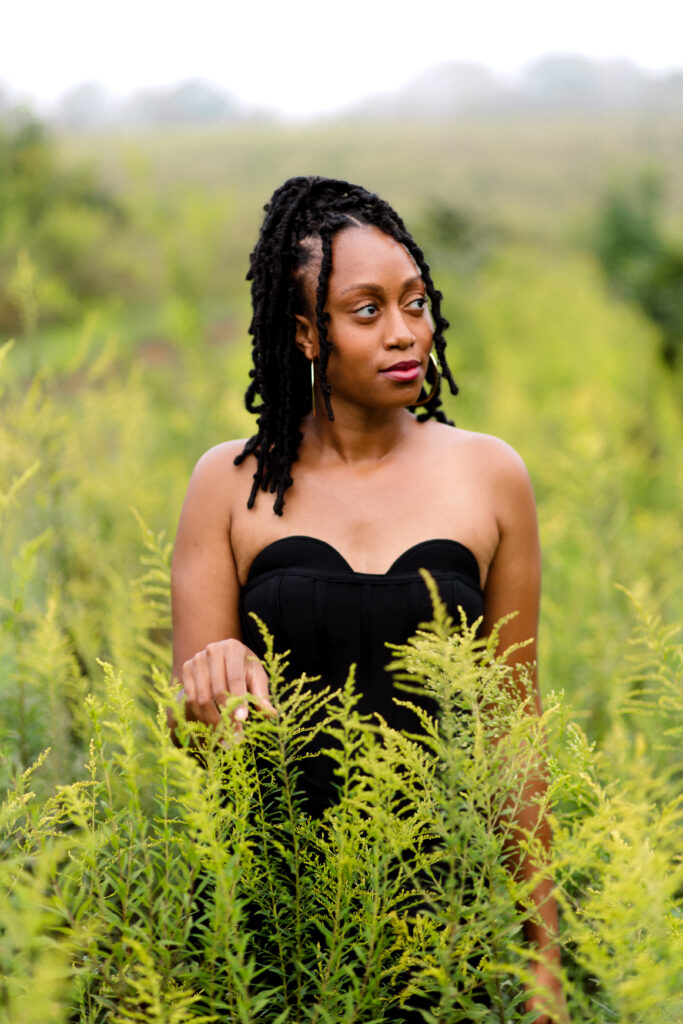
[408,297,427,311]
[355,304,378,318]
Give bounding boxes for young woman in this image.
[171,176,567,1023]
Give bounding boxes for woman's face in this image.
[297,225,434,413]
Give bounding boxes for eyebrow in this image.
[339,274,423,297]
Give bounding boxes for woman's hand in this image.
[179,638,274,732]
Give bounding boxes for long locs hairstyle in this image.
[234,176,459,514]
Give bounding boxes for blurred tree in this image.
[649,70,683,111]
[54,81,114,130]
[593,171,683,368]
[0,111,128,333]
[0,82,12,119]
[125,79,242,126]
[523,55,648,111]
[420,199,496,274]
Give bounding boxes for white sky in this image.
[2,0,681,117]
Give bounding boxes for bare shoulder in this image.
[182,439,252,516]
[172,439,257,562]
[429,422,533,490]
[189,438,250,487]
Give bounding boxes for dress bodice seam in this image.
[243,566,482,595]
[244,535,482,589]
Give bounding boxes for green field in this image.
[1,115,681,1021]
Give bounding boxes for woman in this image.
[171,176,566,1022]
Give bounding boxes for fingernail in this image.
[234,705,248,722]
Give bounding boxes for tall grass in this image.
[1,548,680,1021]
[0,158,681,1019]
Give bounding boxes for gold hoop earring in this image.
[310,359,316,418]
[412,351,440,407]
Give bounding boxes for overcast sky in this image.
[2,0,681,117]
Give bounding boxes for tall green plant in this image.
[1,569,681,1023]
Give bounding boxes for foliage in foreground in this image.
[0,569,681,1023]
[0,186,681,1021]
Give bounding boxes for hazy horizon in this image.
[3,0,682,119]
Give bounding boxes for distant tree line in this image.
[356,55,683,121]
[0,78,258,131]
[1,54,682,130]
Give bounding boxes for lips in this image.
[380,359,421,382]
[384,360,420,371]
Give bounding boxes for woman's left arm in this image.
[480,441,568,1024]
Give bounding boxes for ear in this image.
[294,314,318,361]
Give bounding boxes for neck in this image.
[303,402,415,465]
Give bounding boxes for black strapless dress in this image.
[239,535,484,813]
[230,537,489,1021]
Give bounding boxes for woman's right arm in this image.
[170,444,272,738]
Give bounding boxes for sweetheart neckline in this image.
[244,535,482,588]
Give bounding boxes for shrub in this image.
[1,560,681,1022]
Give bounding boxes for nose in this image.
[385,303,416,349]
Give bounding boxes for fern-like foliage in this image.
[1,575,681,1023]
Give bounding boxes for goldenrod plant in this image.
[0,128,681,1017]
[1,561,681,1022]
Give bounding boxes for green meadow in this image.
[1,115,681,1021]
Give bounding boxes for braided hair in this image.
[234,176,458,514]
